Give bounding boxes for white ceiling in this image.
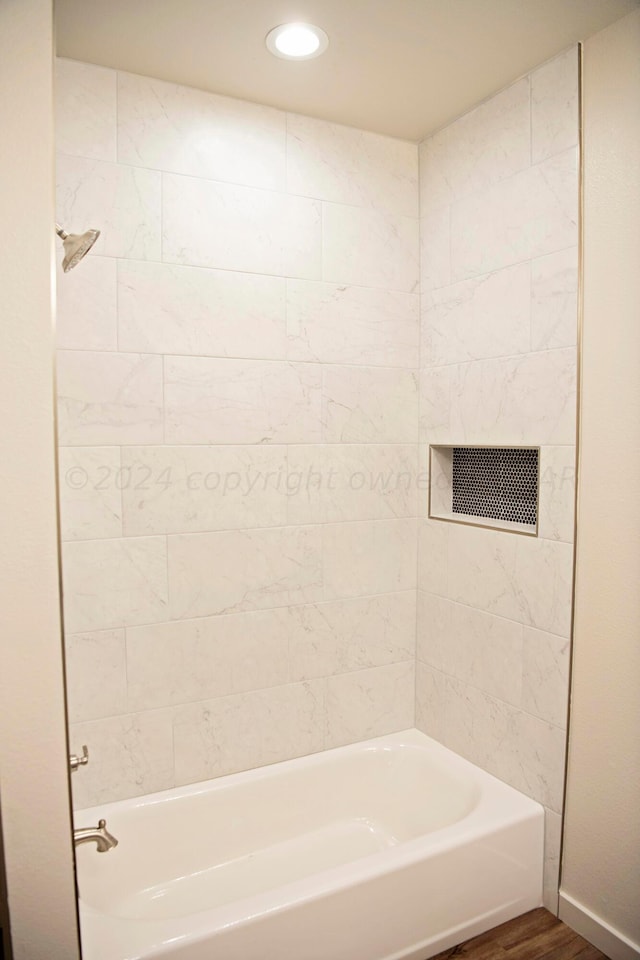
[55,0,638,141]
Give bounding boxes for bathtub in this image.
[75,729,543,960]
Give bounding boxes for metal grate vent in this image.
[452,447,539,526]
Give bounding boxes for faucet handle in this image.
[70,745,89,772]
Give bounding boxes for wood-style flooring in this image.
[430,908,609,960]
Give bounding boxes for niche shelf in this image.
[429,445,540,536]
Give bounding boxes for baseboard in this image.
[559,891,640,960]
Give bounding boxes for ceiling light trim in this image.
[265,22,329,61]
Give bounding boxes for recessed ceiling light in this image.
[265,22,329,60]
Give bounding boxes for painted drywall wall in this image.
[0,1,80,958]
[560,9,640,957]
[415,49,580,911]
[54,59,421,808]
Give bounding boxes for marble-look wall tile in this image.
[126,608,290,711]
[543,809,562,912]
[168,525,323,620]
[288,592,416,681]
[415,662,446,743]
[62,536,168,633]
[164,356,322,445]
[449,348,576,446]
[522,628,570,728]
[70,710,174,807]
[57,351,163,445]
[325,662,415,749]
[419,367,451,444]
[58,446,122,541]
[450,147,578,281]
[286,444,418,525]
[508,710,566,812]
[419,77,530,209]
[56,256,117,352]
[322,519,417,601]
[441,677,565,811]
[55,59,117,162]
[121,445,288,536]
[65,629,127,722]
[538,445,576,542]
[430,600,525,707]
[531,246,579,351]
[56,155,161,260]
[285,280,419,368]
[421,261,530,366]
[323,203,419,293]
[531,48,579,165]
[162,174,322,280]
[417,520,449,597]
[416,591,449,671]
[117,72,286,190]
[118,260,287,360]
[420,205,451,293]
[173,681,325,785]
[322,365,419,443]
[287,112,418,217]
[447,524,573,637]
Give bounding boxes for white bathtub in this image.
[75,729,543,960]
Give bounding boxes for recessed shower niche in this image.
[429,445,540,536]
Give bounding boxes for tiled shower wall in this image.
[415,49,579,909]
[55,58,421,809]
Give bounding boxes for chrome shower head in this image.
[55,222,100,272]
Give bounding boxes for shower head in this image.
[55,222,100,272]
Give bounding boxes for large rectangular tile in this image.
[117,72,286,190]
[126,608,290,712]
[285,280,419,368]
[64,628,127,723]
[56,255,117,351]
[325,662,415,749]
[164,356,322,444]
[420,204,451,293]
[531,48,579,164]
[323,203,419,293]
[173,681,325,785]
[415,662,446,743]
[449,348,577,446]
[418,592,524,707]
[450,148,579,281]
[417,520,449,597]
[287,444,418,524]
[56,155,161,260]
[288,592,416,681]
[57,351,163,445]
[322,365,419,443]
[118,260,287,359]
[419,77,530,209]
[322,519,417,601]
[168,525,323,620]
[58,446,122,540]
[522,627,570,728]
[121,445,288,535]
[55,58,117,162]
[538,445,576,543]
[421,261,530,366]
[419,367,451,444]
[70,710,174,807]
[287,112,418,217]
[446,523,574,637]
[162,174,321,279]
[62,536,168,633]
[531,246,579,351]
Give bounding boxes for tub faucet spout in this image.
[74,819,118,853]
